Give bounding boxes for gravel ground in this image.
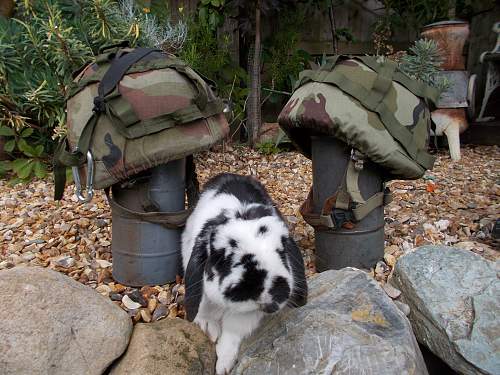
[0,144,498,322]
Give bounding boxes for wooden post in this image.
[0,0,14,18]
[247,0,262,147]
[328,0,338,54]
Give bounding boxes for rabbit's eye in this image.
[258,225,268,235]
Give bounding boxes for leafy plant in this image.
[399,38,450,93]
[0,0,186,183]
[0,125,48,182]
[180,16,249,137]
[227,0,303,146]
[198,0,226,31]
[381,0,454,33]
[256,141,283,155]
[262,9,311,97]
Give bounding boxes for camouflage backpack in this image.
[54,43,228,209]
[278,55,439,228]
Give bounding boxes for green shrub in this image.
[180,17,248,135]
[0,0,186,182]
[263,9,311,97]
[399,38,450,93]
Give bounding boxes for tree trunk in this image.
[247,0,262,148]
[328,0,338,54]
[0,0,14,18]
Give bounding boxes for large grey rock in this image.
[110,318,215,375]
[0,267,132,375]
[231,268,428,375]
[392,245,499,375]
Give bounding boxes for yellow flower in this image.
[143,7,151,13]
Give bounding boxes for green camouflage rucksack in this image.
[54,43,228,205]
[278,55,439,227]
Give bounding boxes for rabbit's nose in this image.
[260,302,280,314]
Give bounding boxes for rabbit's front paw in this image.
[215,353,236,375]
[216,336,239,375]
[207,320,221,342]
[194,317,220,343]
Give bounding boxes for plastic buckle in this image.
[93,96,106,113]
[72,150,94,203]
[332,209,347,228]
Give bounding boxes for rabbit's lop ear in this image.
[184,240,208,322]
[184,212,229,321]
[282,236,308,307]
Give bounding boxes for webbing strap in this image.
[351,192,385,221]
[105,98,224,139]
[98,47,157,99]
[345,159,365,204]
[343,155,390,221]
[356,56,440,104]
[321,55,341,72]
[334,165,350,211]
[363,59,397,110]
[78,48,157,156]
[300,150,393,227]
[299,189,336,229]
[105,188,192,229]
[69,56,211,112]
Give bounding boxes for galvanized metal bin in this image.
[111,159,186,286]
[311,137,384,271]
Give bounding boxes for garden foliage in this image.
[399,38,450,93]
[0,0,186,182]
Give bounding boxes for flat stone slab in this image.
[0,266,132,375]
[392,245,499,375]
[231,268,428,375]
[110,318,215,375]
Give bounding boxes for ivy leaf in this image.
[199,6,208,23]
[17,159,34,179]
[4,139,16,153]
[34,160,47,178]
[11,158,31,174]
[209,11,221,30]
[20,127,34,137]
[34,144,44,157]
[0,126,15,136]
[17,138,36,157]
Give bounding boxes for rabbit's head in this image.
[185,205,307,320]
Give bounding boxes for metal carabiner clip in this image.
[72,151,94,203]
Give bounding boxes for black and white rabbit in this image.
[181,173,308,374]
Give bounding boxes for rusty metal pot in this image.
[421,20,470,70]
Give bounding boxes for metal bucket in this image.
[311,137,384,271]
[111,159,186,286]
